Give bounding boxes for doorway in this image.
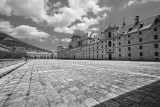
[109,54,112,60]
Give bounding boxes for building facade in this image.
[57,15,160,61]
[26,51,53,59]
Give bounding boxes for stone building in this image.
[26,51,53,59]
[57,15,160,61]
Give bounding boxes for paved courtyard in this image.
[0,60,160,107]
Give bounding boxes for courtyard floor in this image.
[0,59,160,107]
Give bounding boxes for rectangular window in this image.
[119,54,121,57]
[128,47,131,51]
[119,48,121,51]
[140,52,143,56]
[119,42,121,45]
[155,58,159,61]
[139,38,142,42]
[154,28,157,31]
[140,46,143,50]
[139,31,142,35]
[154,35,158,39]
[154,44,158,48]
[128,53,131,57]
[128,35,130,37]
[128,40,130,44]
[155,52,159,56]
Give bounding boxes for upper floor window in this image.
[139,31,142,35]
[140,45,143,50]
[128,47,131,51]
[128,40,130,44]
[128,35,130,38]
[119,42,121,45]
[154,35,158,39]
[154,28,157,31]
[139,38,142,42]
[154,44,158,48]
[108,32,111,38]
[108,41,112,47]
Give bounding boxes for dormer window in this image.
[128,28,132,32]
[108,32,111,38]
[140,23,143,28]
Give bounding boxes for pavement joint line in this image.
[37,69,52,107]
[2,63,30,107]
[25,65,34,107]
[0,62,30,93]
[0,61,29,79]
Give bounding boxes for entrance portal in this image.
[109,54,112,60]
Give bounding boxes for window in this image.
[155,58,159,61]
[113,43,115,46]
[102,55,103,58]
[155,52,159,56]
[97,55,98,57]
[119,54,121,57]
[119,42,121,45]
[140,58,143,60]
[119,48,121,51]
[128,40,130,44]
[119,37,120,40]
[102,46,103,48]
[154,28,157,31]
[128,53,131,57]
[140,52,143,56]
[108,32,111,38]
[139,38,142,42]
[154,35,158,39]
[154,44,158,48]
[139,31,142,35]
[97,51,98,53]
[128,47,131,51]
[140,46,143,50]
[128,35,130,38]
[108,41,112,47]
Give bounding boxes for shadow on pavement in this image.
[94,80,160,107]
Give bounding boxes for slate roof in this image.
[119,15,160,35]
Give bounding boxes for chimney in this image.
[135,16,139,25]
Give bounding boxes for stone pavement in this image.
[0,61,26,78]
[0,59,160,107]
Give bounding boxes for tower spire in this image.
[122,17,126,27]
[59,37,62,46]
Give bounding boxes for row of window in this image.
[118,52,159,57]
[118,43,158,52]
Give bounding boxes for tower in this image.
[122,17,126,27]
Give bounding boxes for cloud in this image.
[53,16,100,34]
[62,38,71,42]
[90,27,99,31]
[0,20,50,42]
[0,0,111,34]
[123,0,160,8]
[10,25,50,41]
[0,20,13,33]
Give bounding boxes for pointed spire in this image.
[59,37,62,46]
[122,17,126,27]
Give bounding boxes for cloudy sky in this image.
[0,0,160,52]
